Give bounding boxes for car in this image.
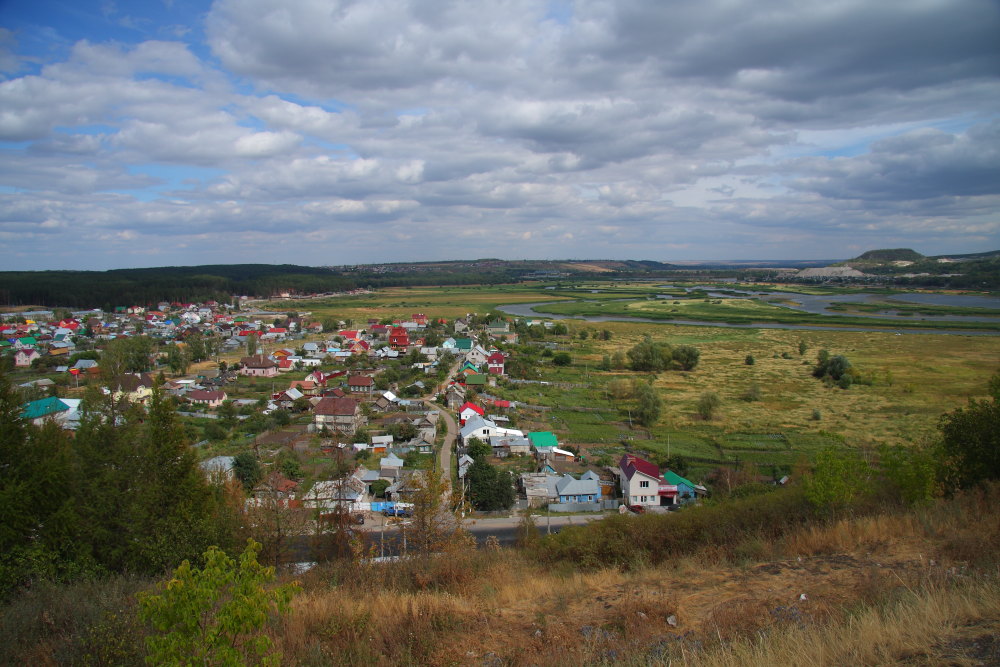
[383,507,413,518]
[626,504,646,514]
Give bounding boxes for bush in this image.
[744,354,755,365]
[138,540,299,666]
[741,384,762,402]
[697,392,721,420]
[552,352,572,366]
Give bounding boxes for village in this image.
[3,300,707,558]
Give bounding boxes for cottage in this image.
[240,354,278,377]
[460,415,523,444]
[487,351,505,375]
[348,375,375,395]
[313,396,364,435]
[458,401,485,424]
[618,453,678,507]
[189,389,227,408]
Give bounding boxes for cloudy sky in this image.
[1,0,998,270]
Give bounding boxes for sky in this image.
[1,0,999,271]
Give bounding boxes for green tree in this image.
[166,344,190,375]
[233,452,262,492]
[217,400,238,429]
[633,382,662,427]
[138,539,299,667]
[552,352,572,366]
[697,391,721,420]
[370,479,390,498]
[626,336,672,372]
[466,459,515,511]
[804,446,870,514]
[878,444,937,505]
[245,334,259,357]
[466,437,491,461]
[938,391,1000,489]
[672,345,700,371]
[798,339,808,355]
[745,354,755,365]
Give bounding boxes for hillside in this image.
[855,248,925,263]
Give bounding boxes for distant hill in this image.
[855,248,925,263]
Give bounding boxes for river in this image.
[498,295,1000,336]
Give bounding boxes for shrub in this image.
[744,354,755,365]
[741,384,762,402]
[697,392,721,420]
[138,540,299,666]
[552,352,572,366]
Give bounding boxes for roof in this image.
[190,390,226,401]
[528,431,559,449]
[380,453,404,468]
[620,453,661,482]
[556,473,601,497]
[22,396,70,420]
[464,374,487,386]
[314,396,358,416]
[459,401,485,416]
[348,375,373,386]
[663,470,698,489]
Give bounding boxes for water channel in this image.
[499,287,1000,336]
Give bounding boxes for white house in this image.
[460,415,523,445]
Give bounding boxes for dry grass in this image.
[265,487,1000,666]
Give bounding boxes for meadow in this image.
[263,283,998,479]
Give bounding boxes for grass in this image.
[537,295,1000,331]
[9,480,1000,665]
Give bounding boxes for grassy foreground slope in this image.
[6,485,1000,665]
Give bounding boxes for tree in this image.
[552,352,572,366]
[466,437,491,461]
[217,400,238,429]
[878,444,937,505]
[370,479,390,498]
[938,391,1000,489]
[138,540,299,667]
[466,459,515,511]
[745,354,755,365]
[697,391,721,420]
[166,344,190,375]
[408,470,470,555]
[233,452,262,492]
[627,336,672,372]
[804,446,870,514]
[798,339,808,355]
[598,355,611,371]
[245,334,259,357]
[672,345,700,371]
[633,382,662,427]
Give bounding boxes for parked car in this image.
[383,507,413,518]
[626,504,646,514]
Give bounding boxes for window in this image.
[640,480,650,488]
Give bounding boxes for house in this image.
[454,318,469,334]
[446,384,466,409]
[487,352,505,375]
[465,345,489,366]
[555,473,601,504]
[288,380,319,396]
[528,431,559,451]
[313,396,364,435]
[458,454,475,479]
[663,470,708,504]
[240,354,278,377]
[388,327,410,349]
[348,375,374,395]
[371,434,394,452]
[520,472,560,505]
[489,434,532,458]
[200,455,236,480]
[21,396,72,425]
[486,319,510,336]
[463,374,488,388]
[379,453,405,481]
[303,478,365,511]
[109,373,156,403]
[458,401,485,424]
[189,389,227,408]
[14,348,40,367]
[372,391,398,412]
[618,453,678,507]
[460,415,523,445]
